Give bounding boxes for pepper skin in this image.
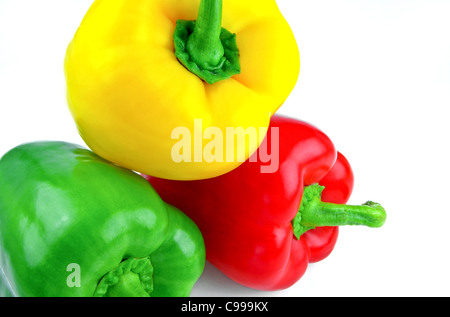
[0,142,205,297]
[145,115,386,291]
[64,0,300,181]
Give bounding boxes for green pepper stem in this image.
[104,272,150,297]
[93,257,153,297]
[292,184,386,239]
[186,0,225,70]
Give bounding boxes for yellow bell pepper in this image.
[64,0,299,180]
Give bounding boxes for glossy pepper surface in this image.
[0,142,205,297]
[145,115,386,291]
[64,0,300,181]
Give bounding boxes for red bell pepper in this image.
[144,115,386,291]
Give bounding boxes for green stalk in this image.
[292,184,386,239]
[104,272,150,297]
[173,0,241,84]
[94,257,153,297]
[186,0,225,70]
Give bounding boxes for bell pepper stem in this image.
[186,0,225,70]
[94,257,153,297]
[292,184,386,239]
[173,0,241,84]
[103,272,150,297]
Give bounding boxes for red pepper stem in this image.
[292,184,386,239]
[302,200,386,228]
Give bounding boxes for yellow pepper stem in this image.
[173,0,241,84]
[187,0,225,70]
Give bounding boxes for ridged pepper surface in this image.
[64,0,300,180]
[145,115,386,291]
[0,142,205,297]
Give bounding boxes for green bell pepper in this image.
[0,141,205,297]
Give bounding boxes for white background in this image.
[0,0,449,297]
